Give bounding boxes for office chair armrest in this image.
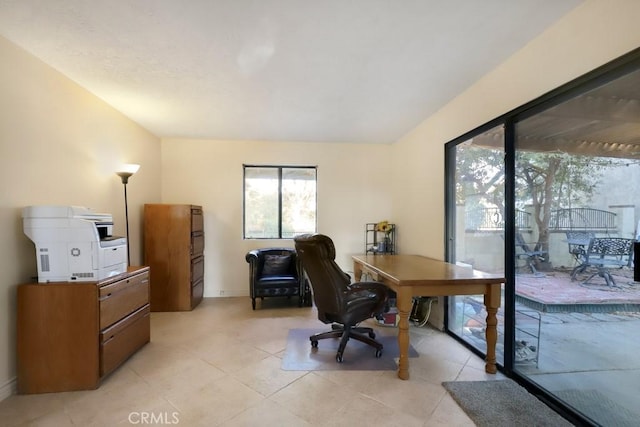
[347,281,388,293]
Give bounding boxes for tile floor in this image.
[1,297,506,426]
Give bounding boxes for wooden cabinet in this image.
[17,267,150,394]
[144,204,204,311]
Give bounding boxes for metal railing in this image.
[550,208,616,231]
[465,207,617,233]
[465,207,531,231]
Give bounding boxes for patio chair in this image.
[566,231,595,279]
[575,237,634,287]
[515,232,547,277]
[566,231,595,262]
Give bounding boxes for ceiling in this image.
[0,0,582,143]
[472,68,640,159]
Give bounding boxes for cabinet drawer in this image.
[192,232,204,255]
[99,272,149,329]
[192,280,204,308]
[192,256,204,283]
[192,208,203,232]
[100,305,150,377]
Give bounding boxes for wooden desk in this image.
[352,254,504,380]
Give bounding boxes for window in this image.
[243,165,317,239]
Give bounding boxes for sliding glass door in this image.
[512,67,640,426]
[445,49,640,425]
[446,124,506,365]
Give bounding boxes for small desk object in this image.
[352,254,504,380]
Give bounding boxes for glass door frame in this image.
[444,118,517,374]
[444,47,640,424]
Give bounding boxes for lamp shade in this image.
[117,163,140,175]
[116,163,140,184]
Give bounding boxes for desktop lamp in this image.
[116,163,140,266]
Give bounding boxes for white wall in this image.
[3,0,640,402]
[392,0,640,259]
[391,0,640,328]
[161,138,393,297]
[0,36,162,398]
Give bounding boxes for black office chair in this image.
[294,233,388,362]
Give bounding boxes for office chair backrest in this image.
[294,234,350,320]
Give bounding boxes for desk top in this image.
[352,254,504,286]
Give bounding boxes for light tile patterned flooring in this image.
[1,297,505,426]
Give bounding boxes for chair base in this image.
[572,264,618,287]
[309,323,383,363]
[252,295,303,310]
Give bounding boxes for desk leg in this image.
[396,287,412,380]
[353,262,363,282]
[484,283,501,374]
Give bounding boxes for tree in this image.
[456,144,615,267]
[515,152,606,265]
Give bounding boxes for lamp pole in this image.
[116,164,140,266]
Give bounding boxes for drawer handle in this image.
[100,277,147,300]
[99,292,113,302]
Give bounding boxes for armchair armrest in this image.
[245,249,262,264]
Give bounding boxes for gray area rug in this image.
[443,380,573,427]
[555,389,639,427]
[282,328,417,371]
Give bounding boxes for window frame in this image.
[243,164,318,239]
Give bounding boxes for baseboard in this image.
[0,377,16,402]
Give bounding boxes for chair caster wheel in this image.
[336,352,344,363]
[375,349,383,358]
[368,331,376,339]
[311,340,318,348]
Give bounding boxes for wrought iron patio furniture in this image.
[570,237,634,287]
[565,231,595,278]
[515,232,547,276]
[566,231,595,261]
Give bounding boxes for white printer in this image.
[23,205,128,283]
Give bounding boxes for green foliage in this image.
[456,143,624,262]
[515,152,605,212]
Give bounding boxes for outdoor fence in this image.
[549,208,616,231]
[465,207,531,232]
[465,207,617,233]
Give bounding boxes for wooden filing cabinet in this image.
[144,204,204,311]
[17,266,150,394]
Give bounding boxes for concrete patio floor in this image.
[457,266,640,425]
[508,268,640,425]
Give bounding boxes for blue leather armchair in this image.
[246,248,307,310]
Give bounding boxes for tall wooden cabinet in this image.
[144,204,204,311]
[17,266,150,393]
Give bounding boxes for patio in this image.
[515,267,640,313]
[456,265,640,423]
[513,269,640,426]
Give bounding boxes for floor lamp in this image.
[116,163,140,266]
